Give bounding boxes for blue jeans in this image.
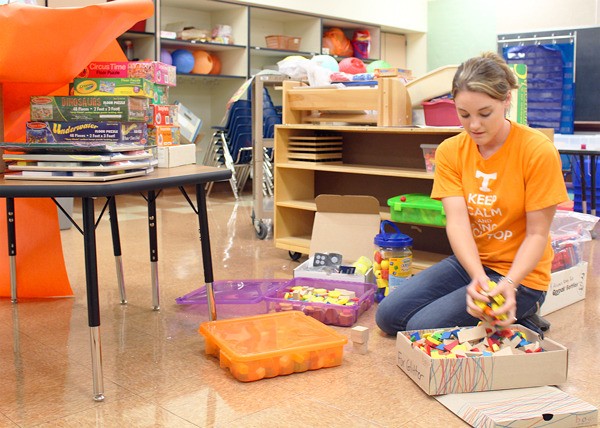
[375,255,546,335]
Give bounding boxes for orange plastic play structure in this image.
[0,0,153,298]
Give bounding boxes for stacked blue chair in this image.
[204,83,284,199]
[204,99,252,199]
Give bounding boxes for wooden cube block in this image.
[351,325,370,344]
[353,341,369,355]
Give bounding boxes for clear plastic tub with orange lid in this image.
[199,311,348,382]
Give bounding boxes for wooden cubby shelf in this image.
[274,123,462,272]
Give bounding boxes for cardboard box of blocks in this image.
[396,325,568,395]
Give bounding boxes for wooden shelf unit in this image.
[274,124,462,272]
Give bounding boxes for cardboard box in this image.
[26,121,147,145]
[80,61,176,86]
[153,84,170,105]
[396,325,568,395]
[436,386,598,427]
[540,262,588,316]
[72,77,155,98]
[30,96,149,122]
[176,102,203,144]
[149,126,181,146]
[149,104,178,127]
[157,144,196,168]
[293,194,381,283]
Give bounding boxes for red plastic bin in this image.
[422,99,461,126]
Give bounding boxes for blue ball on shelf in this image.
[171,49,195,73]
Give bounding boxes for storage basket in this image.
[265,35,301,51]
[286,36,301,51]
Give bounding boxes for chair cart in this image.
[251,72,289,239]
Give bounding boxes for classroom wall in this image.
[494,0,600,34]
[426,0,496,71]
[427,0,600,72]
[233,0,428,33]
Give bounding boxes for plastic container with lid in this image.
[373,220,413,302]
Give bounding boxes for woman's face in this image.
[454,90,511,152]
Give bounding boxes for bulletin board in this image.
[498,27,600,124]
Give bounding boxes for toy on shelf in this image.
[351,29,371,59]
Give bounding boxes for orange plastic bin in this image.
[199,311,348,382]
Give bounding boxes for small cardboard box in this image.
[72,77,155,98]
[149,104,179,127]
[80,61,177,86]
[149,126,181,146]
[26,121,148,145]
[30,95,149,123]
[176,102,203,144]
[436,386,597,427]
[157,144,196,168]
[540,262,588,316]
[396,325,568,395]
[293,194,381,283]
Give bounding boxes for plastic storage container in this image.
[387,193,447,227]
[175,279,287,318]
[420,143,439,173]
[421,99,461,126]
[199,311,348,382]
[264,277,376,327]
[373,220,413,301]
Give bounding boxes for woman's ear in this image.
[504,91,512,109]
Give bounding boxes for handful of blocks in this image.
[474,280,508,322]
[408,323,544,359]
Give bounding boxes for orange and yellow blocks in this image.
[408,323,544,359]
[283,286,359,306]
[474,280,509,322]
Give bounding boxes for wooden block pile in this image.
[408,323,544,359]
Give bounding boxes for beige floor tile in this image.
[1,186,598,427]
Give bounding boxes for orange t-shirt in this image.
[431,122,569,291]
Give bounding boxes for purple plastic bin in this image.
[176,279,288,319]
[263,277,376,327]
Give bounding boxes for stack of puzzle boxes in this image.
[75,61,181,153]
[6,61,184,180]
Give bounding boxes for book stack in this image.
[1,61,179,181]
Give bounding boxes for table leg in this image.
[580,154,587,214]
[147,190,160,311]
[195,184,217,321]
[108,197,126,304]
[82,197,104,402]
[6,198,17,303]
[591,155,597,216]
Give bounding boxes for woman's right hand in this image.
[466,276,492,320]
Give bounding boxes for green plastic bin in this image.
[387,193,446,226]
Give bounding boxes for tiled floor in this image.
[0,185,599,427]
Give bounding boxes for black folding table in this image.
[0,164,231,401]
